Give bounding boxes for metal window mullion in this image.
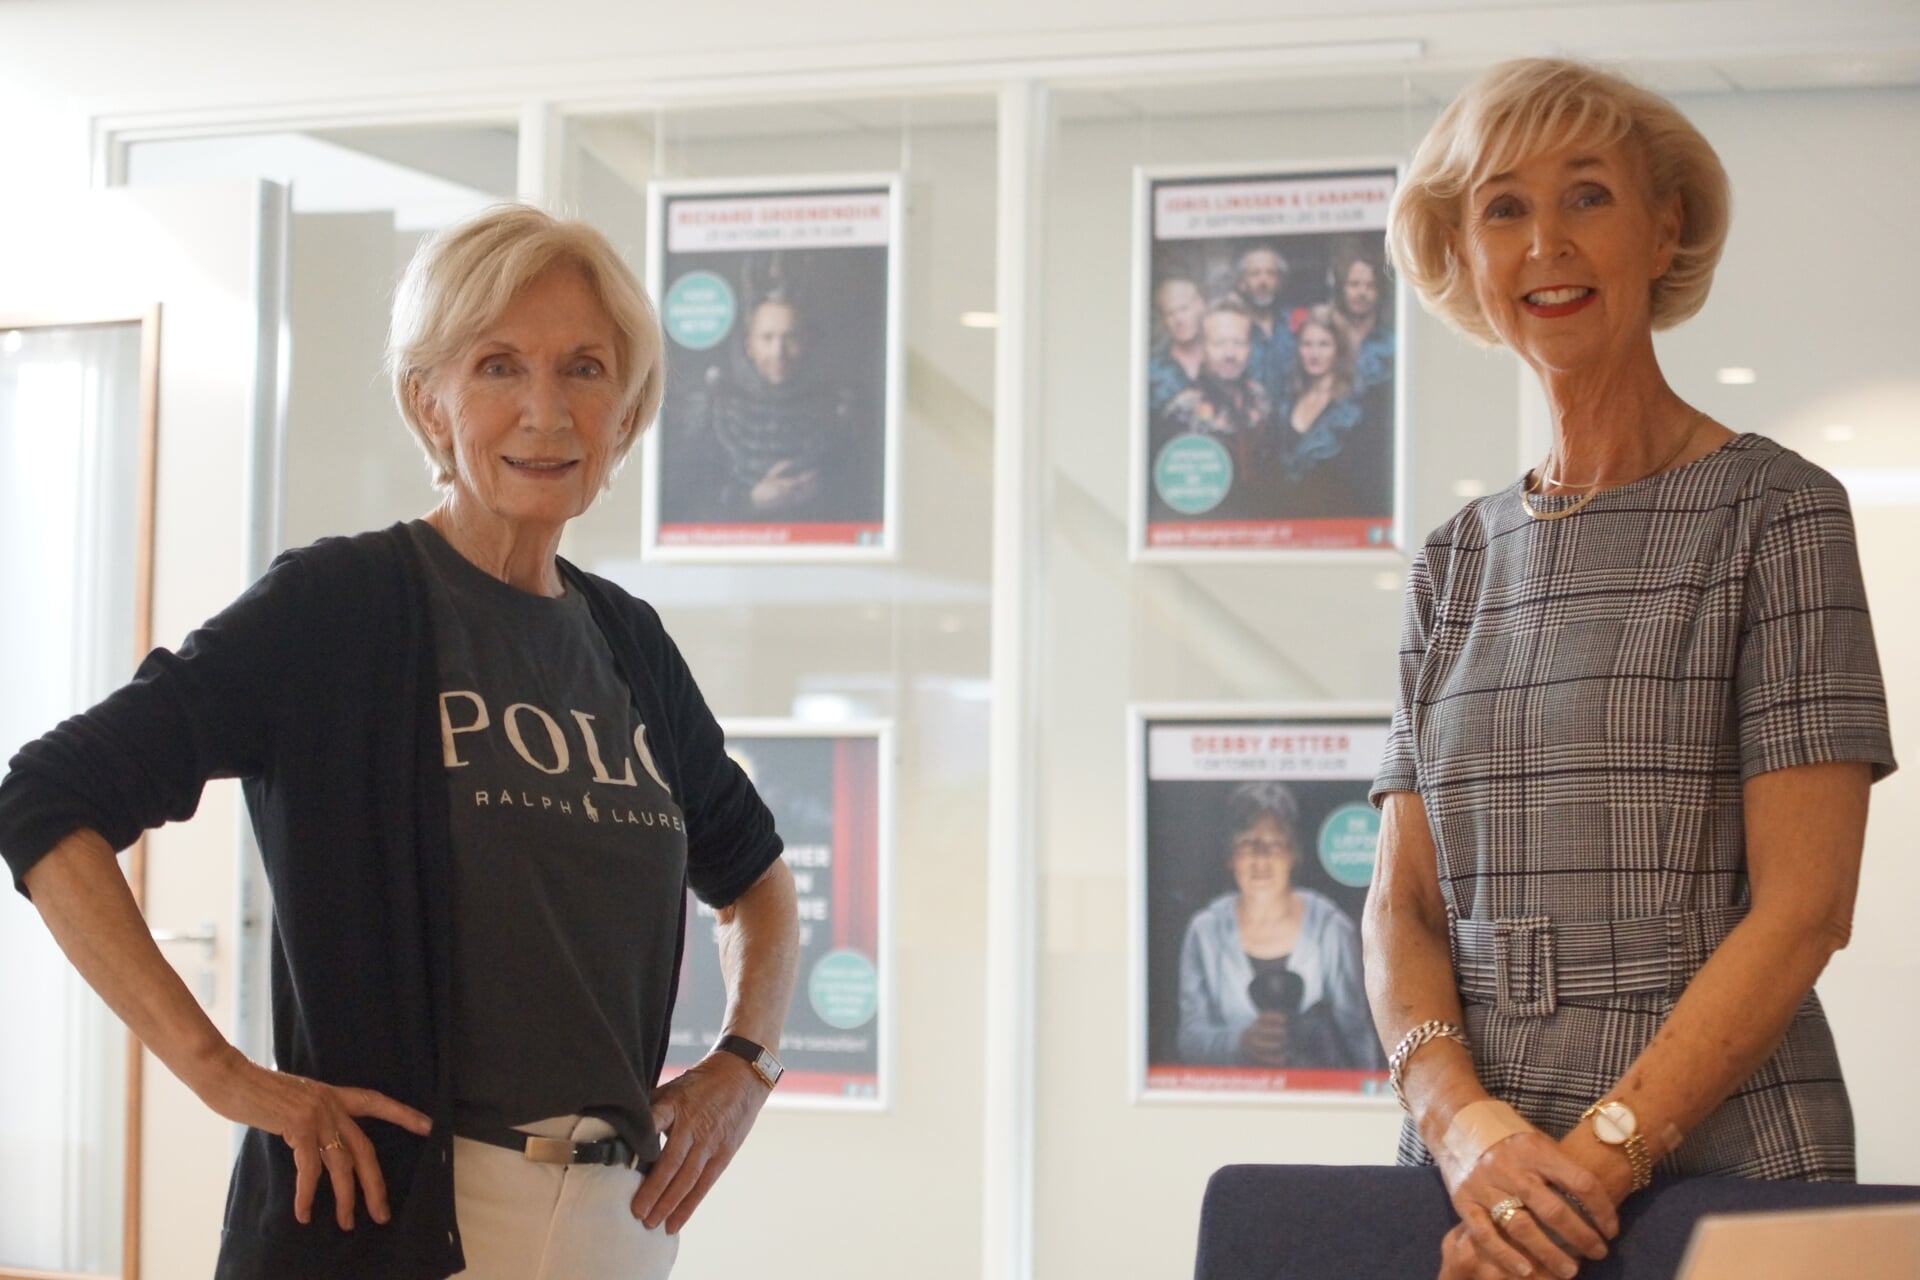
[982,78,1047,1280]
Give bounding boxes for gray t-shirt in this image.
[409,521,687,1158]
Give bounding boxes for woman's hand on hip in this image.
[198,1048,432,1231]
[1438,1129,1617,1279]
[633,1052,772,1233]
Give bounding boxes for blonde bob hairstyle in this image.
[386,203,665,489]
[1389,57,1731,347]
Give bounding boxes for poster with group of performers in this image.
[1132,164,1405,558]
[641,177,903,561]
[1132,706,1394,1102]
[663,722,893,1108]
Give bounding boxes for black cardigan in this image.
[0,525,782,1278]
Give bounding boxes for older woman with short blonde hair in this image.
[0,203,798,1279]
[390,203,666,491]
[1362,58,1895,1280]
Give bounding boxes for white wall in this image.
[2,3,1917,181]
[3,0,1889,110]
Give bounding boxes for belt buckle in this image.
[1494,916,1558,1017]
[522,1136,578,1164]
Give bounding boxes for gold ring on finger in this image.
[1490,1196,1524,1229]
[320,1132,344,1152]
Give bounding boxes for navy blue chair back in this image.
[1194,1165,1920,1280]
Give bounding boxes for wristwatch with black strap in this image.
[713,1034,784,1089]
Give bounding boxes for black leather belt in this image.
[458,1125,647,1170]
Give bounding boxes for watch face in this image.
[753,1052,783,1085]
[1593,1101,1637,1145]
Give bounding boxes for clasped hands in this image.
[1435,1122,1623,1280]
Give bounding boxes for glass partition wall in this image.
[1030,71,1920,1280]
[1032,74,1473,1280]
[91,64,1920,1280]
[561,95,999,1279]
[127,123,522,548]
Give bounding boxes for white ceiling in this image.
[2,0,1917,125]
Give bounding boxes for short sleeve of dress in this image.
[1371,545,1434,806]
[1736,476,1897,782]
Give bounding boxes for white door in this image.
[0,179,287,1280]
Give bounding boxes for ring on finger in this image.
[1490,1196,1525,1230]
[320,1132,345,1152]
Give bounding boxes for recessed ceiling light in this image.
[1716,367,1757,385]
[959,311,999,329]
[1451,478,1487,498]
[793,693,857,723]
[1,331,22,354]
[1823,424,1856,442]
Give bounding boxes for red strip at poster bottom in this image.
[658,522,886,548]
[1146,518,1388,550]
[773,1070,881,1100]
[657,1063,881,1101]
[1145,1064,1392,1095]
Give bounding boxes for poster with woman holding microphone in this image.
[1134,708,1391,1100]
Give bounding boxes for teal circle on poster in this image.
[808,949,878,1030]
[1318,803,1381,887]
[662,270,734,350]
[1153,433,1232,515]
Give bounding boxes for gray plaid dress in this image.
[1372,434,1897,1181]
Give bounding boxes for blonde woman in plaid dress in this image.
[1362,59,1897,1280]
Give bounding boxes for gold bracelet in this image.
[1388,1020,1468,1113]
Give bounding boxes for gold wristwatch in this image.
[1580,1099,1653,1191]
[714,1034,784,1088]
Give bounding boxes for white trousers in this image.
[452,1115,679,1280]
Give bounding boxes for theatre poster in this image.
[642,176,903,561]
[1131,163,1406,561]
[663,721,893,1108]
[1132,705,1394,1102]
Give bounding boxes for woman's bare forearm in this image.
[1364,792,1490,1150]
[1561,762,1870,1175]
[713,857,800,1052]
[23,828,245,1100]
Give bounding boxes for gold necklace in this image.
[1522,409,1706,522]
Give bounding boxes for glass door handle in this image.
[152,922,218,1004]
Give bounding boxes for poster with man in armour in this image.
[643,177,902,559]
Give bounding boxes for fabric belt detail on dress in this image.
[1449,905,1749,1017]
